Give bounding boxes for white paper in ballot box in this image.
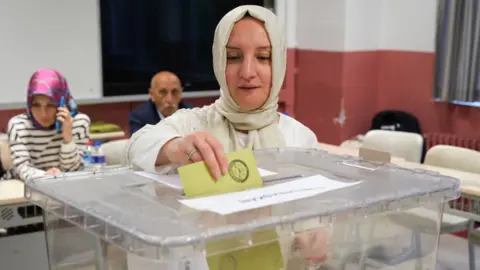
[179,175,360,215]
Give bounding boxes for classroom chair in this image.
[0,139,13,171]
[359,132,471,269]
[100,139,128,166]
[362,130,424,163]
[424,145,480,270]
[424,145,480,174]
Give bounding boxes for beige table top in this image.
[397,160,480,197]
[317,142,480,197]
[317,142,406,163]
[0,179,26,206]
[90,131,126,141]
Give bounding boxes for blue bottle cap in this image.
[93,141,102,147]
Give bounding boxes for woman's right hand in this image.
[164,131,228,180]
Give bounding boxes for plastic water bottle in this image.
[91,141,106,169]
[83,141,93,169]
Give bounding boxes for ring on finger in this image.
[186,147,198,161]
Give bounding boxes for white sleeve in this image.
[298,124,318,149]
[306,130,319,149]
[125,108,208,173]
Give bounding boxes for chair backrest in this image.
[424,145,480,174]
[363,130,424,163]
[0,139,13,170]
[100,139,128,165]
[370,110,427,162]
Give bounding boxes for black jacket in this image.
[371,110,422,134]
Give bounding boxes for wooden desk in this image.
[1,144,479,208]
[317,142,480,196]
[0,180,43,229]
[317,142,406,164]
[317,142,359,156]
[398,161,480,196]
[90,131,126,142]
[2,144,478,199]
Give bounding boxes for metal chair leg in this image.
[467,221,476,270]
[43,216,54,270]
[94,240,106,270]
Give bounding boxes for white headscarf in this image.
[207,5,287,153]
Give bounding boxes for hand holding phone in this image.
[56,96,65,133]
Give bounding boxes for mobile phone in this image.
[56,96,65,132]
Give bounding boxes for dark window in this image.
[100,0,269,97]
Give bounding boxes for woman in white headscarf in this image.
[126,5,318,179]
[126,5,327,268]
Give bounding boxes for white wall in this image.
[0,0,436,106]
[0,0,102,104]
[278,0,437,52]
[378,0,437,52]
[277,0,298,48]
[296,0,347,51]
[345,0,382,51]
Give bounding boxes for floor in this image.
[436,234,479,270]
[0,232,478,269]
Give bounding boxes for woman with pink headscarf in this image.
[7,69,91,181]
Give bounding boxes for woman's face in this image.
[225,16,272,111]
[31,95,57,127]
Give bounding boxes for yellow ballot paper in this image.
[178,148,285,270]
[178,148,264,198]
[206,229,284,270]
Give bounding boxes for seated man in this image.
[129,71,194,136]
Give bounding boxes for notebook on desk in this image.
[89,121,122,134]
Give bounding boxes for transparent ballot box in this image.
[24,148,459,270]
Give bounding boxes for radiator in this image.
[423,132,480,151]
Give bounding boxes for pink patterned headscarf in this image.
[27,69,78,129]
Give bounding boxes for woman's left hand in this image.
[57,106,73,143]
[46,167,61,175]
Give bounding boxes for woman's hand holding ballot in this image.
[162,131,229,180]
[57,105,73,143]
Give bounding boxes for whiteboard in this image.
[0,0,102,104]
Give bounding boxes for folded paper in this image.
[178,148,264,198]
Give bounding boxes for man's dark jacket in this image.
[128,99,194,136]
